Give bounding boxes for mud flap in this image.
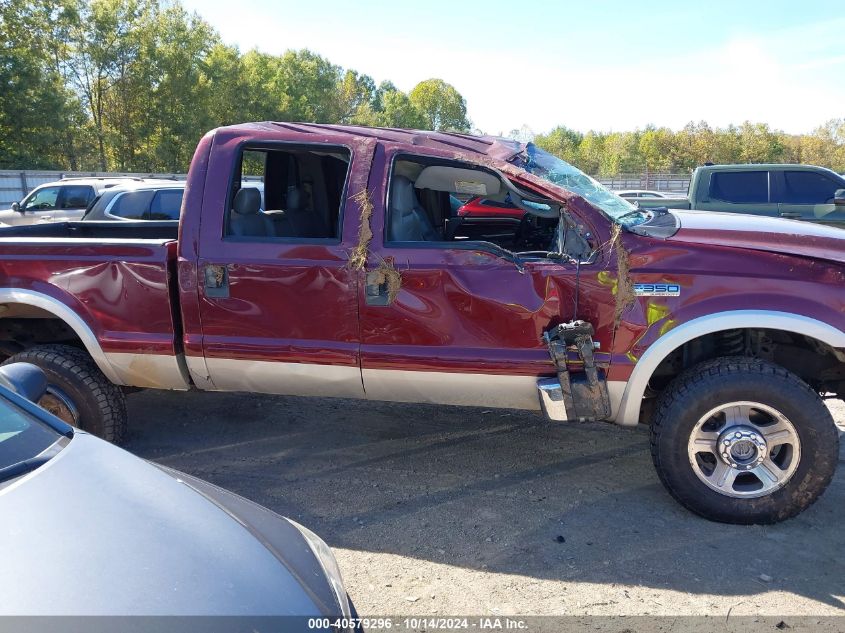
[539,320,611,422]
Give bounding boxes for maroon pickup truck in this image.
[1,123,843,524]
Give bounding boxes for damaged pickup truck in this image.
[0,123,843,524]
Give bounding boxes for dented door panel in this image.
[358,145,619,406]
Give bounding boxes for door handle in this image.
[365,270,390,306]
[203,264,229,298]
[779,211,802,219]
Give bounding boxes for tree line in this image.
[533,120,845,176]
[0,0,471,172]
[3,0,844,176]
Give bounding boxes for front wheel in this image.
[650,357,839,524]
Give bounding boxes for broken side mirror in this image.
[834,189,845,206]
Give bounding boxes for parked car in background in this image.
[0,362,355,620]
[614,189,678,200]
[635,164,845,226]
[0,177,146,226]
[82,181,264,223]
[82,180,186,222]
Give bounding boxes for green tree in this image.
[535,126,582,165]
[0,0,84,169]
[409,79,470,132]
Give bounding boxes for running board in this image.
[539,320,611,422]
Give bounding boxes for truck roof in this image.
[218,122,520,161]
[696,163,841,173]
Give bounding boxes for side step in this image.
[538,320,611,422]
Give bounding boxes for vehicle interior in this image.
[226,146,350,240]
[387,157,562,256]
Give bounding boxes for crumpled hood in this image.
[666,209,845,265]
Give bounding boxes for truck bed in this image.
[0,222,187,390]
[0,221,178,240]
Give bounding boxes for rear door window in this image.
[58,185,94,209]
[709,171,769,204]
[149,189,183,220]
[780,171,843,204]
[108,190,155,220]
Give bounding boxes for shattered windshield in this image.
[510,142,641,225]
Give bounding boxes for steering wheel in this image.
[514,212,534,249]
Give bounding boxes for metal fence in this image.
[0,169,691,208]
[596,173,690,193]
[0,170,188,207]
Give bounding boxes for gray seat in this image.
[229,187,274,238]
[283,186,331,238]
[388,176,438,242]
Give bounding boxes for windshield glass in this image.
[511,143,641,224]
[0,394,62,475]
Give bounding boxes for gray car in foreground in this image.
[0,363,354,623]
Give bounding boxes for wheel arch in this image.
[614,310,845,426]
[0,288,123,385]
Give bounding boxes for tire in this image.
[2,344,127,443]
[650,356,839,524]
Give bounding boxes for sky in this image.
[181,0,845,136]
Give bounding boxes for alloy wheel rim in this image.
[687,401,800,498]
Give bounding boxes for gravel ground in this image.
[125,392,845,617]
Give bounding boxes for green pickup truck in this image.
[636,164,845,226]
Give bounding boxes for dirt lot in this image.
[125,391,844,617]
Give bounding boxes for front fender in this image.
[613,309,845,426]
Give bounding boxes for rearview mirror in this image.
[834,189,845,206]
[11,202,20,212]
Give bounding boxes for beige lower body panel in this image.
[203,357,365,398]
[105,352,191,390]
[363,368,542,410]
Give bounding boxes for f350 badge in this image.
[633,283,681,297]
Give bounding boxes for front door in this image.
[358,148,616,411]
[196,139,375,398]
[774,169,845,227]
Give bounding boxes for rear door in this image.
[773,169,845,226]
[54,185,95,221]
[697,170,778,217]
[195,139,374,398]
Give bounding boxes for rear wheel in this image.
[2,344,127,443]
[650,357,838,524]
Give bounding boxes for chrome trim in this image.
[537,378,567,421]
[104,352,190,390]
[0,288,122,384]
[614,310,845,427]
[204,358,365,398]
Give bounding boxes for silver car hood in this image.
[0,433,327,616]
